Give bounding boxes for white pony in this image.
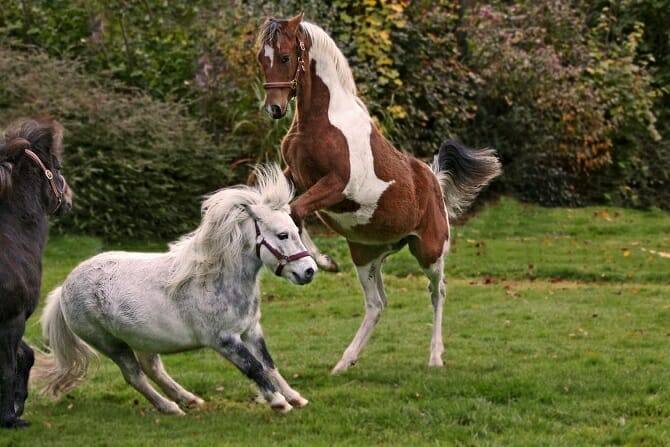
[34,164,317,414]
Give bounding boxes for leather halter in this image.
[254,220,310,276]
[24,148,64,214]
[263,39,306,92]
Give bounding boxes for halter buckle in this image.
[45,170,54,180]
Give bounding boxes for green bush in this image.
[0,47,232,240]
[465,2,664,207]
[1,0,668,217]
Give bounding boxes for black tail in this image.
[431,140,502,218]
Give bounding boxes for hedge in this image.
[0,47,233,240]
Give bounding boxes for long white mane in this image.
[301,22,359,100]
[166,164,293,297]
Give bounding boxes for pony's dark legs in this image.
[0,314,28,428]
[216,334,292,412]
[14,340,35,417]
[242,323,308,408]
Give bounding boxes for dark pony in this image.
[0,117,72,428]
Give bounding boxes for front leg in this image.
[290,173,347,225]
[216,334,292,413]
[284,167,339,272]
[243,324,308,408]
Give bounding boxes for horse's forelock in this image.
[257,17,283,48]
[4,117,64,160]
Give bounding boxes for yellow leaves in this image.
[388,104,407,119]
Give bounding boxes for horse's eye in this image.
[281,55,290,64]
[277,232,289,240]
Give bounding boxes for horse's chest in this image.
[286,106,394,229]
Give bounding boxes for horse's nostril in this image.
[304,268,314,279]
[270,105,282,116]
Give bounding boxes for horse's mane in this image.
[300,22,358,98]
[166,164,293,297]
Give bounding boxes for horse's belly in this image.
[110,312,200,353]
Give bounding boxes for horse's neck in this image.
[0,181,49,258]
[295,56,359,127]
[210,251,261,299]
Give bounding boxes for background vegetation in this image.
[1,0,668,238]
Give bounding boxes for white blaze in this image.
[264,45,274,68]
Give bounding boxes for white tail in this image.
[33,286,97,397]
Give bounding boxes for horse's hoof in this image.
[269,393,292,414]
[183,395,205,408]
[288,395,309,408]
[428,356,444,367]
[160,401,186,416]
[0,417,29,429]
[318,255,339,273]
[331,359,354,375]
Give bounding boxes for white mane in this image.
[166,164,293,297]
[301,22,358,98]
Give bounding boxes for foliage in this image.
[465,2,663,206]
[8,199,670,445]
[0,0,668,217]
[0,47,232,239]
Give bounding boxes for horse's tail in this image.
[33,286,97,398]
[431,140,502,219]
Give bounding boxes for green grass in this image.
[5,197,670,446]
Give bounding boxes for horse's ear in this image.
[285,12,304,36]
[0,138,29,197]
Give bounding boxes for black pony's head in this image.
[0,117,72,216]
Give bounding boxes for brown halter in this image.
[24,148,65,214]
[254,220,310,276]
[263,39,306,92]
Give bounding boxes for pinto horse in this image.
[0,118,72,427]
[257,14,502,373]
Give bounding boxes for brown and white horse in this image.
[257,14,501,373]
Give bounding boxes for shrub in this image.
[0,47,232,240]
[465,2,663,207]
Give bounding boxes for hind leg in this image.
[136,352,204,408]
[409,219,449,367]
[0,315,27,428]
[14,341,34,417]
[107,348,183,415]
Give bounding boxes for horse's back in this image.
[58,250,199,351]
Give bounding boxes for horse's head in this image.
[256,12,305,119]
[244,200,317,285]
[0,118,73,216]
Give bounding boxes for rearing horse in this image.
[256,14,502,373]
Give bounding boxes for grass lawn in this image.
[4,198,670,446]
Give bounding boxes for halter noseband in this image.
[254,220,310,276]
[23,148,65,214]
[263,39,306,93]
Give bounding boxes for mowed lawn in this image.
[5,198,670,446]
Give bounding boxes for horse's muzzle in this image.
[266,104,285,119]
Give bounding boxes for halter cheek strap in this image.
[263,40,306,92]
[23,148,64,214]
[254,220,310,276]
